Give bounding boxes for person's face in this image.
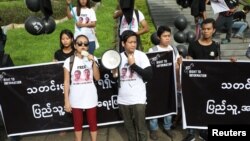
[159,31,171,46]
[79,0,88,6]
[201,23,215,39]
[122,68,127,76]
[75,36,89,53]
[61,33,72,48]
[84,69,90,77]
[74,71,81,79]
[122,36,137,54]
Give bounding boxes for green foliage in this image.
[2,0,155,66]
[3,0,117,66]
[0,0,67,26]
[5,20,74,65]
[94,1,117,57]
[135,0,155,52]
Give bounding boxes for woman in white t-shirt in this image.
[66,0,97,55]
[63,34,100,141]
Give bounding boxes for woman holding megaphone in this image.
[63,34,100,141]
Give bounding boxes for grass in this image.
[135,0,156,52]
[3,0,155,66]
[4,0,116,65]
[5,20,74,65]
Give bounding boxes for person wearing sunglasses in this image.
[63,34,100,141]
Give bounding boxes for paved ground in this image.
[3,121,209,141]
[2,122,191,141]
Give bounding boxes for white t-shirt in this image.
[119,10,145,35]
[71,7,97,41]
[63,56,98,109]
[148,45,180,61]
[118,50,151,105]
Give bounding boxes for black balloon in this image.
[174,31,187,43]
[176,44,188,58]
[150,32,160,45]
[42,17,56,34]
[25,0,40,12]
[186,31,196,43]
[40,0,53,18]
[25,16,45,35]
[174,15,187,31]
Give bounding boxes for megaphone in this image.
[101,50,121,70]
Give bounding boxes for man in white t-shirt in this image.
[148,25,181,141]
[112,30,152,141]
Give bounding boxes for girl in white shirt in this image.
[63,34,100,141]
[66,0,97,55]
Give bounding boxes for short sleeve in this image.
[148,48,153,53]
[63,57,70,71]
[140,52,151,69]
[188,41,195,58]
[138,10,145,22]
[90,8,97,22]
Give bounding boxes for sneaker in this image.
[150,130,158,140]
[233,34,244,39]
[221,38,231,44]
[163,129,174,140]
[182,134,195,141]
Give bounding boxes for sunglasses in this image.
[76,42,89,47]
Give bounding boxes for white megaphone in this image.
[101,49,121,70]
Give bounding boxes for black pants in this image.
[215,14,234,40]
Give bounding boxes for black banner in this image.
[0,51,177,136]
[182,60,250,129]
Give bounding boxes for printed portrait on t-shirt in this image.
[120,63,136,81]
[129,68,135,79]
[74,70,84,82]
[121,67,127,79]
[84,68,91,81]
[79,14,89,24]
[79,17,83,23]
[121,17,136,27]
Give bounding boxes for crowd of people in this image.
[1,0,250,141]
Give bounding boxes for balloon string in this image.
[69,3,80,31]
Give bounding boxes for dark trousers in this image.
[215,14,234,40]
[119,104,148,141]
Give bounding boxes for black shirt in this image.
[233,10,246,21]
[188,40,219,60]
[54,49,75,61]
